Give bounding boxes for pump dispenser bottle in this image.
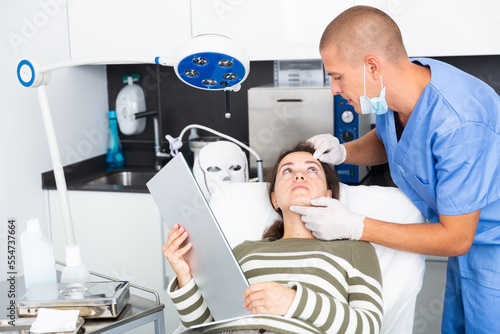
[106,110,125,167]
[20,219,57,290]
[116,74,147,136]
[61,245,91,284]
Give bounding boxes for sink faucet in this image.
[134,110,170,170]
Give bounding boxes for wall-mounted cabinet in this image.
[66,0,500,62]
[355,0,500,57]
[66,0,192,59]
[190,0,353,60]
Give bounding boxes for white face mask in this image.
[193,141,248,200]
[359,63,388,115]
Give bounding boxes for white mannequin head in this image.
[193,141,249,200]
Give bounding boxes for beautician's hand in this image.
[162,224,193,288]
[243,282,296,316]
[290,197,365,240]
[307,134,347,165]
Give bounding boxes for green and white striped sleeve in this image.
[283,243,383,334]
[168,277,214,328]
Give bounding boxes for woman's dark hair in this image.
[262,141,340,239]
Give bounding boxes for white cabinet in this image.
[190,0,353,60]
[46,190,179,334]
[66,0,500,61]
[355,0,500,57]
[67,0,192,59]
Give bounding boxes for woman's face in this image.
[271,151,332,212]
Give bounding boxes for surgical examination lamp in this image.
[17,34,250,246]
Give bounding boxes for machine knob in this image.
[340,110,355,124]
[342,131,354,142]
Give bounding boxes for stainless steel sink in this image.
[85,170,157,187]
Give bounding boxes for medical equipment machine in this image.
[167,124,264,182]
[16,34,250,248]
[248,85,334,171]
[273,59,325,86]
[192,141,249,201]
[146,153,250,321]
[248,85,371,183]
[334,95,371,183]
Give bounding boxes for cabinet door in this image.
[356,0,500,57]
[67,0,192,59]
[191,0,353,60]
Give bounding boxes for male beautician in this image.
[290,5,500,333]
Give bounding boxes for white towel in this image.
[30,308,80,333]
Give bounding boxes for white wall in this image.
[0,0,108,283]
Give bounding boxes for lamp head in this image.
[174,34,249,91]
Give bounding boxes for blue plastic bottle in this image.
[106,110,125,167]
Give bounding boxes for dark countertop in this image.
[41,154,161,194]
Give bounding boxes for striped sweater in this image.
[168,238,383,334]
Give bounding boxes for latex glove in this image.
[243,281,296,316]
[290,197,365,240]
[307,134,347,165]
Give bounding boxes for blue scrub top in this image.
[376,58,500,246]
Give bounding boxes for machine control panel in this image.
[333,95,370,183]
[334,95,360,143]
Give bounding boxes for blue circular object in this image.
[17,59,35,87]
[177,52,246,90]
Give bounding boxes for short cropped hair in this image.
[320,5,407,66]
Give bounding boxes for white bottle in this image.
[61,244,91,284]
[20,219,57,290]
[116,75,147,135]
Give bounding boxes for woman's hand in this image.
[243,282,296,316]
[162,224,193,288]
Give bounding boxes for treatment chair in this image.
[210,182,427,334]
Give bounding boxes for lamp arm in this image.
[174,124,264,182]
[18,57,175,89]
[39,56,175,74]
[38,85,76,245]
